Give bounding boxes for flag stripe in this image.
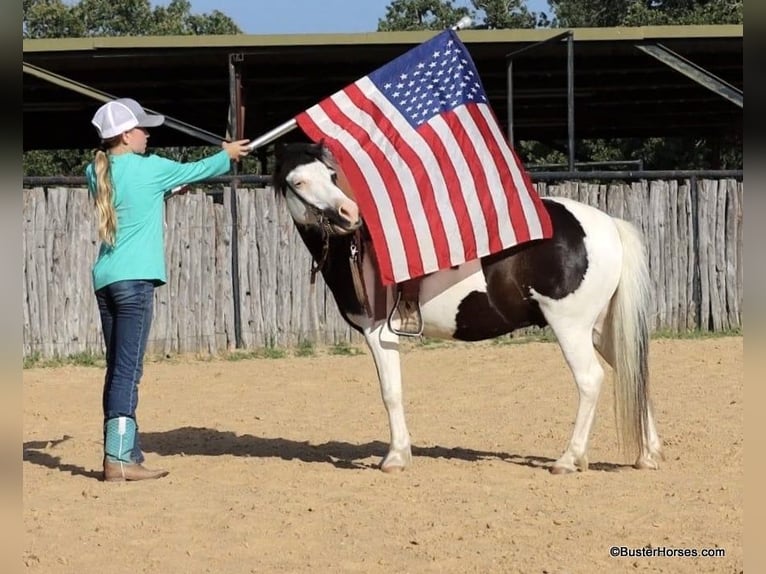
[465,105,531,243]
[343,83,452,273]
[477,104,550,239]
[419,119,476,265]
[355,90,472,269]
[441,110,505,254]
[455,106,523,247]
[296,107,402,282]
[425,115,492,259]
[322,93,429,278]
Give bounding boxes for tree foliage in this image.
[547,0,743,28]
[473,0,539,28]
[23,0,240,39]
[377,0,542,31]
[377,0,741,169]
[23,0,242,176]
[545,0,743,169]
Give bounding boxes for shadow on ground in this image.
[23,428,631,476]
[23,436,103,479]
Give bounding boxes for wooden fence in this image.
[22,178,743,359]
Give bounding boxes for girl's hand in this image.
[223,139,251,161]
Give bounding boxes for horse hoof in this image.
[380,464,405,474]
[634,458,659,470]
[549,464,576,475]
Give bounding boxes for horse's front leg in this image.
[362,320,412,472]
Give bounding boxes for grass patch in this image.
[223,347,287,361]
[415,337,454,350]
[328,342,365,356]
[491,328,557,346]
[23,351,105,369]
[23,328,742,369]
[652,327,742,340]
[223,350,259,361]
[23,352,41,369]
[260,347,287,359]
[294,339,316,357]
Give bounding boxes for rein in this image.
[348,230,374,317]
[284,161,379,318]
[311,222,331,285]
[285,181,332,284]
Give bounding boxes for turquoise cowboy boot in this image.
[103,416,168,482]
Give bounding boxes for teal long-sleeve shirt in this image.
[86,150,231,292]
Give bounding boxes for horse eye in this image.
[329,171,338,183]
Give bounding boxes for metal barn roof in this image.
[23,25,742,151]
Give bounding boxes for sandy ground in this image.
[23,337,742,573]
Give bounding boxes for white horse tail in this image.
[604,218,652,460]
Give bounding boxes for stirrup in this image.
[387,291,424,337]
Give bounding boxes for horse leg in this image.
[549,328,605,474]
[594,307,662,470]
[362,320,412,472]
[635,402,663,469]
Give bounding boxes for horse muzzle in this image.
[326,199,362,235]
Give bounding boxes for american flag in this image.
[296,29,553,286]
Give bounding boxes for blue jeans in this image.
[96,280,155,462]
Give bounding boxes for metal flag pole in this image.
[245,118,297,152]
[23,62,226,146]
[245,16,473,152]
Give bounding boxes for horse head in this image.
[272,142,362,235]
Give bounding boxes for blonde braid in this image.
[93,144,118,246]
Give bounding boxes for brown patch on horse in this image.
[452,200,588,340]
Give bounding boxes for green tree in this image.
[623,0,743,26]
[472,0,538,28]
[377,0,471,31]
[546,0,629,27]
[377,0,542,31]
[378,0,741,169]
[23,0,240,39]
[23,0,242,176]
[545,0,743,169]
[548,0,743,27]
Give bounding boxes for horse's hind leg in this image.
[635,404,663,469]
[549,326,605,474]
[594,321,662,469]
[363,320,412,472]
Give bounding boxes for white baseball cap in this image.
[91,98,165,139]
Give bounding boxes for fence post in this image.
[229,53,244,348]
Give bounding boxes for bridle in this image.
[283,163,375,317]
[284,179,334,283]
[284,162,362,285]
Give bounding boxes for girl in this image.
[87,97,250,481]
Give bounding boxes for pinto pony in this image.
[272,142,662,474]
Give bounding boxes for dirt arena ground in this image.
[23,337,742,573]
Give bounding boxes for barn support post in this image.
[690,174,701,330]
[228,52,245,348]
[566,31,575,172]
[506,58,514,147]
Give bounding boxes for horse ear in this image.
[310,140,325,159]
[319,142,336,167]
